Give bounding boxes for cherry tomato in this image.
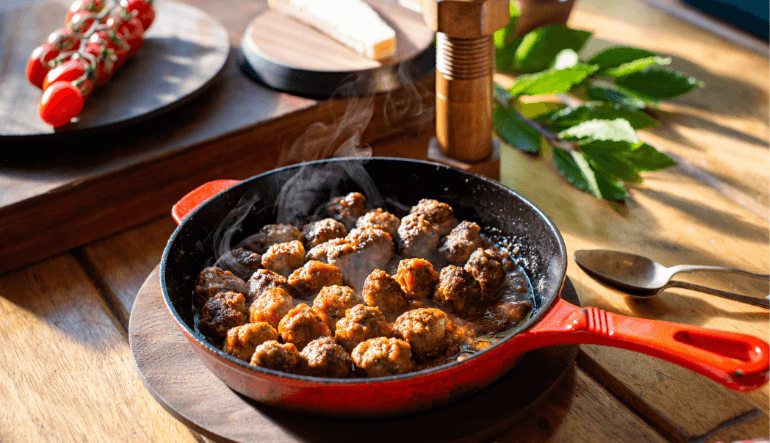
[26,43,60,89]
[67,10,97,33]
[120,16,144,56]
[88,29,129,68]
[39,81,84,127]
[47,27,81,51]
[66,0,104,24]
[42,58,93,98]
[84,42,117,86]
[121,0,154,31]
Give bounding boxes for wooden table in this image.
[1,0,768,441]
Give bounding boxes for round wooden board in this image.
[240,0,435,97]
[0,0,230,140]
[129,266,580,443]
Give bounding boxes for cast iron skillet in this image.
[161,158,769,417]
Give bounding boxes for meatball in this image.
[438,221,483,265]
[220,248,262,280]
[247,269,292,304]
[249,287,294,328]
[303,218,348,249]
[330,228,395,292]
[312,285,363,333]
[306,238,355,264]
[397,213,440,259]
[394,308,448,358]
[334,304,392,352]
[362,269,408,315]
[194,267,247,308]
[300,336,352,378]
[356,208,400,239]
[351,337,412,377]
[250,340,300,373]
[198,292,247,338]
[288,260,344,298]
[395,258,439,300]
[325,192,367,230]
[261,240,306,277]
[410,199,459,236]
[433,265,484,315]
[278,304,331,351]
[239,224,304,254]
[464,248,506,298]
[223,322,279,361]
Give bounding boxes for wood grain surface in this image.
[0,0,230,138]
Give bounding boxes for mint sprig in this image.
[493,9,701,201]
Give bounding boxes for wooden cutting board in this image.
[129,265,580,443]
[240,0,435,96]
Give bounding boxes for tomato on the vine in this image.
[66,10,98,33]
[39,81,85,127]
[42,58,94,98]
[47,27,81,51]
[121,0,154,31]
[65,0,104,24]
[88,29,129,68]
[26,43,60,89]
[84,42,117,86]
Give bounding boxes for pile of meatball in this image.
[193,193,532,379]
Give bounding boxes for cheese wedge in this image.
[268,0,397,61]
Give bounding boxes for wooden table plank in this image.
[0,254,197,442]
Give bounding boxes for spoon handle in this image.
[666,281,770,308]
[669,264,770,280]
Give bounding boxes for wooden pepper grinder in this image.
[422,0,510,178]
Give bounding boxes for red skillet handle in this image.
[517,298,769,392]
[171,180,241,225]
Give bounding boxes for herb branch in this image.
[493,4,703,200]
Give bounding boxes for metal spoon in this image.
[573,249,770,308]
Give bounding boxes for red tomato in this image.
[121,16,144,56]
[67,10,97,33]
[39,81,85,127]
[66,0,104,24]
[47,27,81,51]
[84,42,117,86]
[88,29,129,67]
[26,43,60,89]
[42,58,93,98]
[121,0,154,31]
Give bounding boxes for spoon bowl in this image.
[573,249,770,308]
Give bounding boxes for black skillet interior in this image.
[162,158,567,347]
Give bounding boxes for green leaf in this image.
[587,47,658,69]
[595,173,629,200]
[582,147,643,183]
[495,35,524,71]
[514,25,592,73]
[559,118,639,144]
[510,64,597,97]
[624,143,677,171]
[551,48,579,70]
[535,101,657,130]
[494,105,542,153]
[601,56,671,77]
[586,85,648,109]
[616,68,704,100]
[494,83,512,105]
[494,1,520,49]
[553,147,601,197]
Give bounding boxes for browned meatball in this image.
[433,265,484,315]
[312,285,363,333]
[288,260,344,298]
[198,292,248,338]
[334,304,392,352]
[223,322,279,361]
[438,221,483,264]
[221,248,262,280]
[356,208,400,239]
[397,213,440,259]
[306,238,355,264]
[278,304,331,351]
[362,269,408,315]
[300,336,352,378]
[351,337,412,377]
[325,192,367,230]
[394,308,448,358]
[395,258,439,300]
[250,340,300,373]
[239,224,304,254]
[249,287,294,328]
[329,228,395,292]
[410,199,459,236]
[302,218,347,249]
[247,269,292,304]
[464,248,506,298]
[261,240,306,277]
[194,267,247,308]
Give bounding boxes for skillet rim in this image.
[160,157,568,385]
